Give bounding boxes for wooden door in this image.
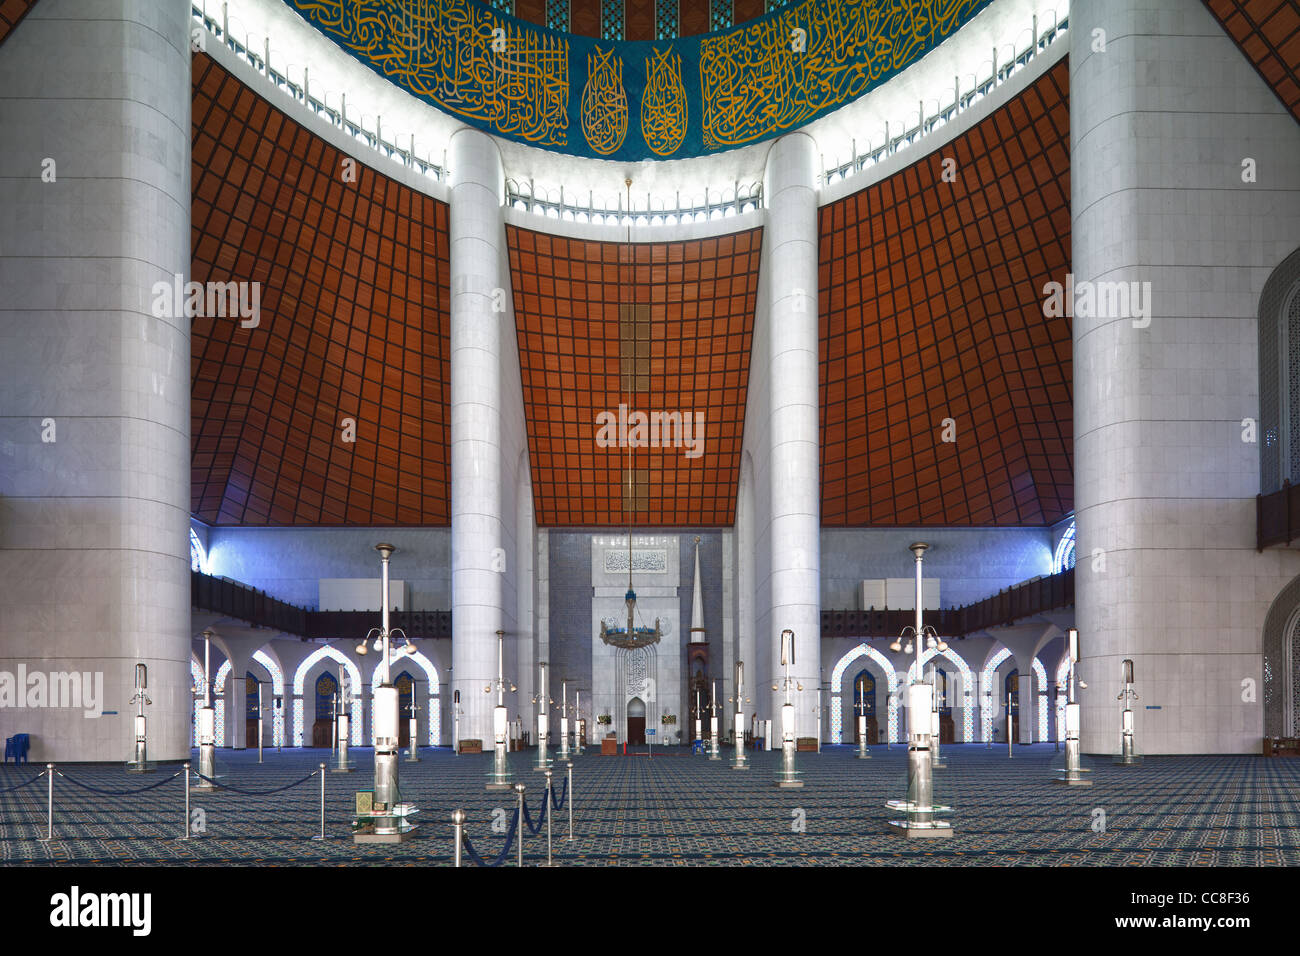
[627,717,646,745]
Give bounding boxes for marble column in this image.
[1071,0,1300,753]
[764,134,822,738]
[0,0,192,762]
[449,127,508,744]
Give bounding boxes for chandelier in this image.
[600,176,661,653]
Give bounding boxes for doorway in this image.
[627,696,646,745]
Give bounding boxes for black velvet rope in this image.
[55,770,182,795]
[191,770,317,795]
[461,808,519,867]
[0,773,45,794]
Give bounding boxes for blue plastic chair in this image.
[4,734,30,765]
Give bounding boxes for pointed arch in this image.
[905,648,976,742]
[830,643,900,743]
[1032,656,1048,744]
[190,657,204,747]
[213,659,231,747]
[292,646,363,746]
[252,649,285,747]
[1055,654,1071,742]
[981,647,1013,742]
[368,650,441,746]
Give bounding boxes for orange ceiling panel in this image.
[0,0,38,46]
[190,54,450,526]
[508,225,762,526]
[820,60,1073,527]
[1205,0,1300,123]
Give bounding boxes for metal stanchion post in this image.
[451,809,464,867]
[1006,694,1014,758]
[312,763,326,840]
[567,760,574,843]
[731,660,749,770]
[40,764,53,842]
[543,769,555,866]
[514,783,526,867]
[183,762,190,840]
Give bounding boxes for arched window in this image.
[1052,519,1075,574]
[1258,247,1300,493]
[190,528,206,572]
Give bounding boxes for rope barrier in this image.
[550,776,569,811]
[0,772,45,794]
[522,789,548,835]
[55,770,182,796]
[461,808,519,867]
[192,770,318,795]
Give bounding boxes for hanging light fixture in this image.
[601,177,660,652]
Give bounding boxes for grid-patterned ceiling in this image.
[190,54,451,526]
[508,225,761,526]
[1204,0,1300,123]
[0,0,38,46]
[820,59,1073,527]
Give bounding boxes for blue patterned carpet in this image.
[1,745,1297,866]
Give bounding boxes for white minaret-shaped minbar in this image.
[0,0,193,762]
[689,536,706,645]
[764,133,822,738]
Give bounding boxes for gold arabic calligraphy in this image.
[641,46,687,157]
[294,0,569,147]
[700,0,980,149]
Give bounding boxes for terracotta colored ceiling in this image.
[1204,0,1300,123]
[190,54,451,526]
[820,59,1073,527]
[509,225,761,526]
[0,0,38,46]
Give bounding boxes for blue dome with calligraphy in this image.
[282,0,994,161]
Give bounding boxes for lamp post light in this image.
[815,685,823,754]
[1055,627,1092,786]
[353,543,419,841]
[534,661,552,770]
[574,689,584,755]
[774,630,803,788]
[557,680,571,761]
[195,630,219,791]
[730,660,749,770]
[694,688,704,747]
[1115,658,1142,765]
[886,543,953,838]
[708,680,721,760]
[856,677,871,759]
[929,664,946,769]
[405,679,421,762]
[452,688,461,755]
[331,664,354,773]
[486,630,516,791]
[126,663,153,772]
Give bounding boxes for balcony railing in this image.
[822,11,1069,188]
[192,571,450,640]
[1257,481,1300,549]
[820,567,1074,639]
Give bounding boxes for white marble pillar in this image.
[1071,0,1300,753]
[764,134,822,737]
[0,0,192,762]
[449,127,508,744]
[1016,660,1036,744]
